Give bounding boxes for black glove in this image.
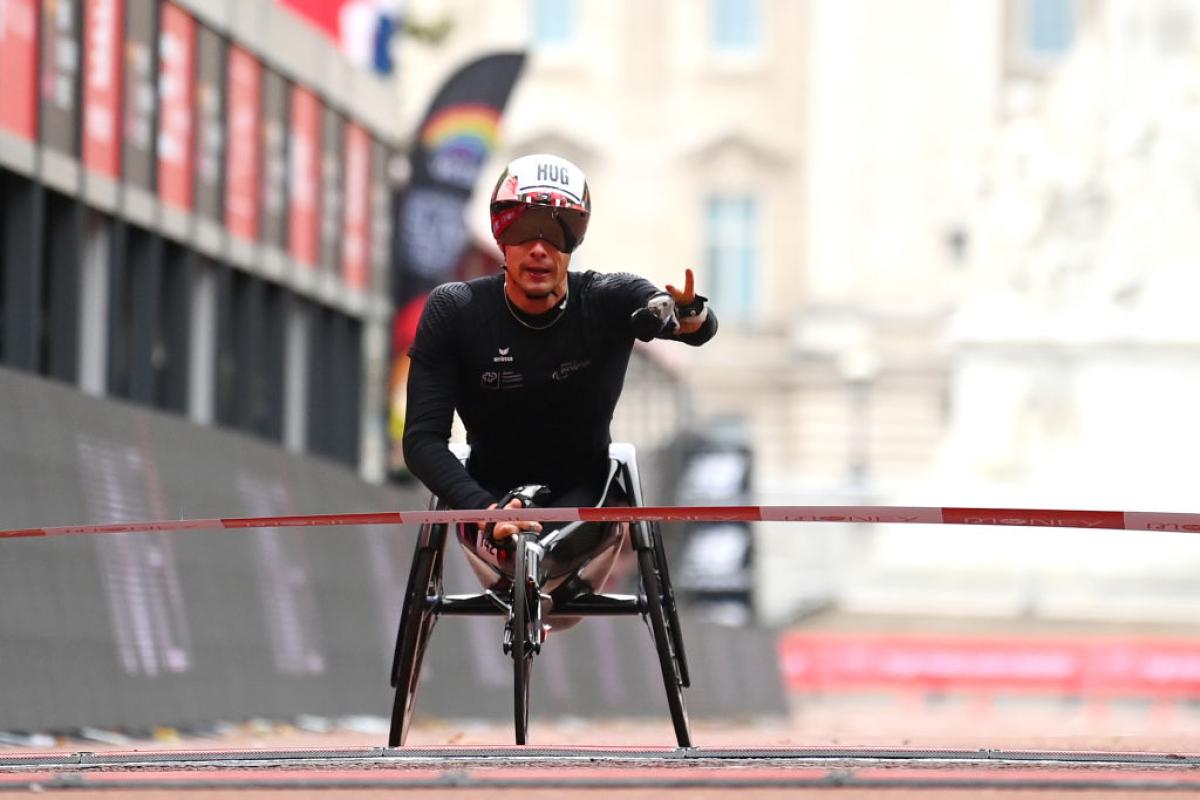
[485,484,551,542]
[631,293,680,342]
[676,292,709,319]
[496,484,551,509]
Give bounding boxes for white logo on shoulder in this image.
[493,346,514,363]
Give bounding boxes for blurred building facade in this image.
[394,0,982,621]
[395,0,1200,625]
[863,0,1200,623]
[399,0,946,500]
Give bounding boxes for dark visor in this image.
[494,203,589,253]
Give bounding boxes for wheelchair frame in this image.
[387,443,692,747]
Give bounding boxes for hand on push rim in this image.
[480,498,543,541]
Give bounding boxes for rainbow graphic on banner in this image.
[420,102,501,151]
[419,103,502,188]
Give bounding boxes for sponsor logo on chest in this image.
[552,359,592,381]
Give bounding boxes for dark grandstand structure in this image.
[0,0,395,479]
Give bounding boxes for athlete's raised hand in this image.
[664,268,709,334]
[664,268,696,307]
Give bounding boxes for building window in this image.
[215,268,285,442]
[531,0,576,47]
[711,0,762,53]
[307,307,361,467]
[1023,0,1075,57]
[705,194,759,323]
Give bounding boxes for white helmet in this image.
[489,154,591,253]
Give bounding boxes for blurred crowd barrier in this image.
[0,366,784,735]
[781,631,1200,696]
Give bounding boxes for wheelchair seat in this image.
[449,443,642,594]
[445,441,642,478]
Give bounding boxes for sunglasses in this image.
[493,203,589,253]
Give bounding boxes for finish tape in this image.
[1,506,1199,540]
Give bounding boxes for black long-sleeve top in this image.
[402,270,718,509]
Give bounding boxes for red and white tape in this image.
[1,506,1199,541]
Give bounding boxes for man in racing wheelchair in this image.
[397,153,717,745]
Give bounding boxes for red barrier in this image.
[2,505,1200,541]
[779,632,1200,697]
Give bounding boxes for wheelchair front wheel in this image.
[387,532,444,747]
[638,547,692,747]
[511,535,537,745]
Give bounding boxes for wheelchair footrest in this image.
[438,592,509,616]
[550,592,641,616]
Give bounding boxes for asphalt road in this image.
[4,711,1200,798]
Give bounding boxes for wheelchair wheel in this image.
[650,522,690,688]
[511,536,535,745]
[638,547,692,747]
[387,526,445,747]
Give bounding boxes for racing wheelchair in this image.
[387,442,691,747]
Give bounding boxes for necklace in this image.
[503,280,568,331]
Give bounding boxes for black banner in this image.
[388,52,525,476]
[392,51,525,306]
[674,430,757,625]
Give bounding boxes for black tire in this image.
[638,547,692,747]
[512,536,533,745]
[650,523,690,688]
[387,535,443,747]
